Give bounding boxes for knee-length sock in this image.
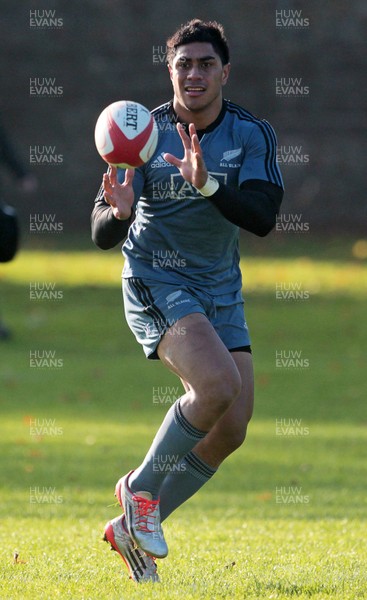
[159,450,217,521]
[129,399,207,498]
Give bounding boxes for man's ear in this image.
[222,63,231,86]
[167,63,173,81]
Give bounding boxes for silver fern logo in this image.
[221,148,241,162]
[166,291,182,303]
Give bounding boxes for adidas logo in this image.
[151,153,171,169]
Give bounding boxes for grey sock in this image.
[129,399,207,498]
[159,450,217,522]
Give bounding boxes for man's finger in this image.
[109,165,117,185]
[176,123,191,150]
[124,168,135,186]
[194,151,205,167]
[188,123,197,137]
[103,173,111,191]
[163,152,182,168]
[191,133,202,157]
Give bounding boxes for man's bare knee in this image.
[158,313,243,429]
[205,368,241,409]
[188,366,242,423]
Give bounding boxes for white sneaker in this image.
[115,470,168,559]
[103,515,159,583]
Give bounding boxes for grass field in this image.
[0,246,366,599]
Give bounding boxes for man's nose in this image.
[187,66,203,79]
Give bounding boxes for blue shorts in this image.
[123,277,251,360]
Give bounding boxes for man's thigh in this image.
[157,312,240,397]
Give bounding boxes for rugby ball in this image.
[94,100,158,168]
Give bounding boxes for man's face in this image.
[168,42,230,115]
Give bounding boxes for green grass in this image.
[3,246,367,295]
[0,249,366,599]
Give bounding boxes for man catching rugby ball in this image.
[91,18,283,583]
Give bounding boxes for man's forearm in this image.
[91,187,131,249]
[206,179,284,237]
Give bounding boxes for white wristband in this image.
[196,175,220,197]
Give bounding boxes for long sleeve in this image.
[207,178,284,237]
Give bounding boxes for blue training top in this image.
[120,99,283,295]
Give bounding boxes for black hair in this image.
[166,19,230,65]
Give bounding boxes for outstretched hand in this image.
[163,123,208,190]
[102,166,135,220]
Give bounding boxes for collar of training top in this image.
[168,99,227,139]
